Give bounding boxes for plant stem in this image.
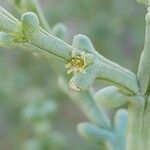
[126,96,145,150]
[139,96,150,149]
[137,10,150,94]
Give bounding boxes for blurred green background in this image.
[0,0,147,149]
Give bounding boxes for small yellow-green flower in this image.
[66,50,94,74]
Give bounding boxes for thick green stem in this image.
[126,96,145,150]
[0,7,20,33]
[140,96,150,149]
[96,61,139,94]
[137,10,150,94]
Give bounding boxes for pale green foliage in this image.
[22,99,65,150]
[94,86,128,108]
[0,7,139,94]
[78,109,127,150]
[0,0,150,150]
[70,34,138,94]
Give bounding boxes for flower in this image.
[66,50,94,74]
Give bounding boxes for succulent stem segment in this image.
[10,0,50,32]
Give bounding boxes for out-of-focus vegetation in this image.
[0,0,147,150]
